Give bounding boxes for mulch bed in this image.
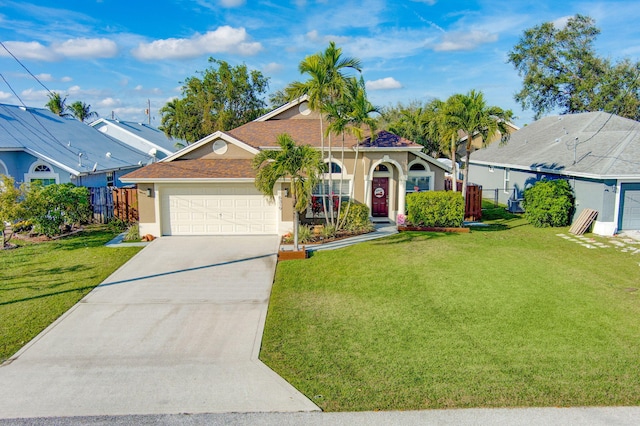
[398,225,470,233]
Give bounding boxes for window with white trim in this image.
[25,161,59,186]
[504,167,510,193]
[307,161,351,218]
[406,161,434,194]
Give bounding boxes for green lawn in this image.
[260,215,640,411]
[0,227,142,362]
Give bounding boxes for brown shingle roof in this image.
[121,159,256,180]
[228,120,421,149]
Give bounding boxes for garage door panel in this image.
[161,184,278,235]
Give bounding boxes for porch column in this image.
[364,177,373,215]
[398,177,407,217]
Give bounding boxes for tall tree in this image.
[325,76,379,228]
[159,58,270,142]
[285,42,361,225]
[253,133,323,251]
[443,90,513,199]
[45,92,71,117]
[385,100,442,157]
[508,14,640,120]
[68,101,98,123]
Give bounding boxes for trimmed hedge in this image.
[406,191,464,227]
[523,179,575,227]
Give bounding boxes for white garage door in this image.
[160,183,278,235]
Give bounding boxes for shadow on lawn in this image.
[371,230,460,246]
[0,285,96,306]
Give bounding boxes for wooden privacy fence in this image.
[89,187,139,223]
[444,178,482,221]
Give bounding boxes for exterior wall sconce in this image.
[146,188,152,197]
[284,187,289,197]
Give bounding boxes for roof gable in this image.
[161,131,259,162]
[90,118,181,157]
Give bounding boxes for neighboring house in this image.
[468,111,640,236]
[0,103,155,188]
[121,97,450,237]
[90,118,182,160]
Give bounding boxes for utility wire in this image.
[0,40,53,95]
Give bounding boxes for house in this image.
[89,118,182,160]
[468,111,640,236]
[120,97,450,237]
[0,103,157,188]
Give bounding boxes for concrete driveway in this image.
[0,236,319,418]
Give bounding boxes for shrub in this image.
[339,202,373,232]
[523,179,575,227]
[24,183,91,236]
[297,224,313,243]
[123,223,140,241]
[406,191,464,227]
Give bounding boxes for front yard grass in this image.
[261,216,640,411]
[0,226,142,362]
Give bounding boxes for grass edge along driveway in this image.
[260,217,640,411]
[0,227,142,363]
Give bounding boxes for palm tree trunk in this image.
[450,135,457,192]
[319,117,329,222]
[293,191,299,252]
[462,142,471,200]
[328,131,334,225]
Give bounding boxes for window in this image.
[504,168,510,193]
[375,164,389,172]
[25,161,59,186]
[406,160,434,194]
[328,162,341,173]
[106,172,114,187]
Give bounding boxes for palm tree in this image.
[443,90,513,199]
[68,101,98,123]
[45,92,71,117]
[286,42,361,224]
[325,77,379,229]
[253,133,324,251]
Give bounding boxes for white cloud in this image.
[0,91,13,101]
[99,97,120,107]
[53,38,118,58]
[366,77,402,90]
[411,0,436,4]
[0,41,53,61]
[0,38,117,61]
[135,85,143,91]
[433,30,498,51]
[35,73,53,82]
[552,16,572,29]
[20,88,49,101]
[131,26,262,60]
[219,0,245,6]
[61,76,73,82]
[263,62,284,74]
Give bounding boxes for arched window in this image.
[375,164,389,172]
[25,161,59,186]
[0,159,8,176]
[407,160,433,193]
[328,161,341,173]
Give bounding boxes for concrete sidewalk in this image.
[0,236,318,418]
[2,406,640,425]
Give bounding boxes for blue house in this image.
[0,103,157,188]
[468,112,640,236]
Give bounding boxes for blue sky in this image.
[0,0,638,128]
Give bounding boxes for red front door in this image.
[372,177,389,217]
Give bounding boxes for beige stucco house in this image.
[121,97,450,237]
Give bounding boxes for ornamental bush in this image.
[24,183,91,236]
[523,179,575,227]
[339,201,374,232]
[406,191,464,227]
